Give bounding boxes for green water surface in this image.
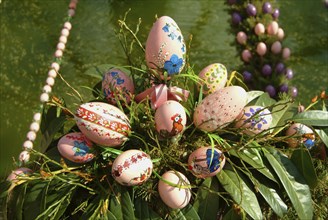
[0,0,327,178]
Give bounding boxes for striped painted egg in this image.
[75,102,130,147]
[193,86,247,131]
[198,63,228,95]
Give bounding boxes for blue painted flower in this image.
[244,107,267,130]
[162,23,170,32]
[116,78,125,85]
[181,44,185,53]
[304,139,315,149]
[168,32,177,40]
[164,54,183,75]
[206,149,221,173]
[111,71,119,78]
[73,141,90,157]
[178,35,182,42]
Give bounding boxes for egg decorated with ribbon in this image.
[235,106,272,135]
[158,171,191,209]
[112,149,153,186]
[7,167,32,182]
[145,16,186,76]
[198,63,228,95]
[193,86,247,131]
[154,100,187,138]
[286,123,315,149]
[75,102,130,147]
[57,132,94,163]
[188,147,226,178]
[102,68,135,105]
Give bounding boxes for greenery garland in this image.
[1,1,328,220]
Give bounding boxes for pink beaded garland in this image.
[256,42,267,56]
[242,49,252,62]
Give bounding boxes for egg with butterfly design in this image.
[188,147,226,178]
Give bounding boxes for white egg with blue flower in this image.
[57,132,95,163]
[235,105,272,135]
[188,147,226,178]
[145,16,186,76]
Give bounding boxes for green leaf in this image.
[291,147,318,189]
[255,92,276,107]
[120,186,135,220]
[134,197,163,220]
[228,147,276,183]
[193,178,220,220]
[109,193,123,220]
[222,208,241,220]
[263,148,313,220]
[84,64,131,80]
[292,110,328,126]
[246,90,264,104]
[271,101,297,135]
[181,204,201,220]
[315,128,328,148]
[216,167,263,220]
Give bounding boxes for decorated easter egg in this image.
[188,147,226,178]
[102,68,135,105]
[112,150,153,186]
[154,100,187,137]
[193,86,247,132]
[7,167,32,182]
[286,123,315,149]
[158,171,191,209]
[57,132,94,163]
[198,63,228,95]
[75,102,130,147]
[235,106,273,135]
[145,16,186,75]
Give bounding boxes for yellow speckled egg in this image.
[102,68,135,105]
[112,150,153,186]
[158,171,191,209]
[235,106,272,135]
[145,16,186,76]
[198,63,228,95]
[286,123,315,149]
[188,147,226,178]
[193,86,247,131]
[57,132,94,163]
[75,102,130,147]
[155,100,187,138]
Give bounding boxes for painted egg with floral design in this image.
[57,132,94,163]
[198,63,228,95]
[145,16,186,76]
[112,149,153,186]
[154,100,187,138]
[188,147,226,178]
[102,68,135,105]
[158,171,191,209]
[286,123,315,149]
[7,167,32,182]
[193,86,247,131]
[235,106,272,135]
[75,102,130,147]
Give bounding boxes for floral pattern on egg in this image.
[146,16,186,75]
[199,63,228,95]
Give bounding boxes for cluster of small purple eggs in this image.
[228,0,298,99]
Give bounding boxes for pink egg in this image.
[145,16,186,76]
[102,68,135,105]
[198,63,228,95]
[282,47,291,60]
[277,28,285,40]
[57,132,94,163]
[158,171,191,209]
[236,31,247,44]
[286,123,315,148]
[7,167,32,182]
[271,41,282,54]
[188,147,225,178]
[112,150,153,186]
[256,42,267,56]
[193,86,247,131]
[155,100,187,137]
[242,49,252,62]
[235,106,272,135]
[75,102,130,147]
[254,23,265,35]
[267,21,279,35]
